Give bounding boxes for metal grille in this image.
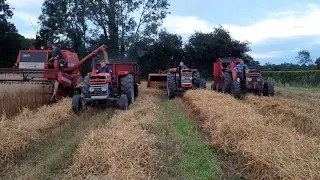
[181,72,193,84]
[90,85,108,96]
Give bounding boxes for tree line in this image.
[1,0,319,79]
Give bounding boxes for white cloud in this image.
[14,12,39,25]
[292,48,300,52]
[8,0,42,8]
[163,4,320,44]
[250,51,282,59]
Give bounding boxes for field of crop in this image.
[262,70,320,87]
[0,80,319,179]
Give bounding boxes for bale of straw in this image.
[183,90,320,180]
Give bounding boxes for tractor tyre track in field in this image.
[0,103,117,180]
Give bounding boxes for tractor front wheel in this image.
[263,82,275,97]
[231,81,241,99]
[72,95,84,113]
[200,78,206,89]
[121,74,134,105]
[167,72,176,99]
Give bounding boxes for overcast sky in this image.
[7,0,320,65]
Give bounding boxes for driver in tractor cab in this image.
[98,61,111,73]
[234,59,249,74]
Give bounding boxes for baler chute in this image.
[147,70,168,89]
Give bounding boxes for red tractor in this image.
[72,62,141,112]
[166,67,206,99]
[211,57,274,98]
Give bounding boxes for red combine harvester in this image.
[0,45,109,102]
[72,62,141,112]
[211,57,274,98]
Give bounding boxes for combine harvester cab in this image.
[72,61,141,113]
[211,57,274,98]
[0,44,110,102]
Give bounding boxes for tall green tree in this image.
[0,0,28,67]
[295,50,313,65]
[315,57,320,70]
[184,25,253,78]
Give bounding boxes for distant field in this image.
[261,70,320,87]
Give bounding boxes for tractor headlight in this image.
[89,87,94,92]
[101,85,107,91]
[247,77,252,81]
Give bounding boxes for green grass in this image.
[155,95,219,180]
[0,107,116,180]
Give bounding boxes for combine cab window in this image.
[20,52,48,62]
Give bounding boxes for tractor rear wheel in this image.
[119,94,129,110]
[72,95,83,113]
[263,82,275,96]
[231,81,241,99]
[192,71,201,88]
[222,72,232,93]
[121,74,134,105]
[167,72,176,99]
[82,75,90,98]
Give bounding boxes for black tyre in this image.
[119,94,128,110]
[211,82,216,90]
[167,72,176,99]
[263,82,275,97]
[192,71,201,88]
[82,75,90,98]
[121,74,134,105]
[72,95,83,113]
[222,72,232,93]
[231,81,241,99]
[200,78,206,89]
[134,84,139,98]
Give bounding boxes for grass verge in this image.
[155,95,219,180]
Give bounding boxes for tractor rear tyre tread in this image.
[167,72,176,99]
[192,71,201,88]
[222,72,232,93]
[231,81,241,99]
[121,74,134,105]
[119,94,129,110]
[82,75,90,98]
[72,95,83,113]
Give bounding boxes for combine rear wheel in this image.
[263,82,274,96]
[167,72,176,99]
[231,81,241,99]
[72,95,83,113]
[121,74,134,105]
